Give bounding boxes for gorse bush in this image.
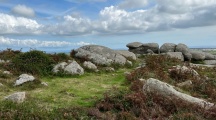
[10,50,54,76]
[0,48,21,60]
[49,53,71,63]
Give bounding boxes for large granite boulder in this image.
[166,52,184,61]
[204,52,215,60]
[5,92,26,103]
[53,60,84,75]
[204,60,216,65]
[116,50,136,61]
[175,43,192,60]
[127,42,159,54]
[14,74,35,86]
[75,45,127,66]
[143,78,214,110]
[190,51,205,61]
[64,61,84,75]
[160,43,176,53]
[52,62,68,73]
[126,42,143,48]
[142,43,159,54]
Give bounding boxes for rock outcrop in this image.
[160,43,176,53]
[166,52,184,61]
[142,43,159,54]
[116,50,136,61]
[204,60,216,65]
[127,42,159,54]
[53,60,84,75]
[75,45,127,66]
[175,43,192,61]
[190,51,205,61]
[204,52,215,60]
[4,92,26,103]
[126,42,143,48]
[53,62,68,73]
[14,74,35,86]
[143,78,214,109]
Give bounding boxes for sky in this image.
[0,0,216,52]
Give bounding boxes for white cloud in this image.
[1,0,216,36]
[118,0,148,9]
[0,36,92,48]
[0,13,42,35]
[12,4,35,17]
[76,41,92,46]
[45,15,92,36]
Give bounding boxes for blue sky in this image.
[0,0,216,52]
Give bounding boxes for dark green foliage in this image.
[49,53,71,63]
[10,50,54,76]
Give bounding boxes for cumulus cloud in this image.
[1,0,216,36]
[47,0,216,36]
[0,13,42,35]
[45,15,92,36]
[12,4,35,17]
[118,0,148,9]
[0,36,93,48]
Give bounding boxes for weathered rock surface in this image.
[160,43,176,53]
[166,52,184,61]
[204,52,215,60]
[14,74,35,86]
[175,43,192,60]
[53,61,84,75]
[126,42,143,48]
[116,50,136,61]
[83,61,98,71]
[126,60,133,66]
[53,62,67,73]
[169,65,199,77]
[5,92,26,103]
[146,49,154,54]
[204,60,216,65]
[143,78,214,109]
[190,51,205,61]
[64,61,84,75]
[75,45,127,66]
[142,43,159,54]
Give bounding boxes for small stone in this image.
[3,71,11,75]
[41,82,48,86]
[14,74,35,86]
[5,92,26,103]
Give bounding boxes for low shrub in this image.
[0,48,21,60]
[10,50,54,76]
[49,53,71,64]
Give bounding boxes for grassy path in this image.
[0,69,129,109]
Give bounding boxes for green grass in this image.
[0,69,129,109]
